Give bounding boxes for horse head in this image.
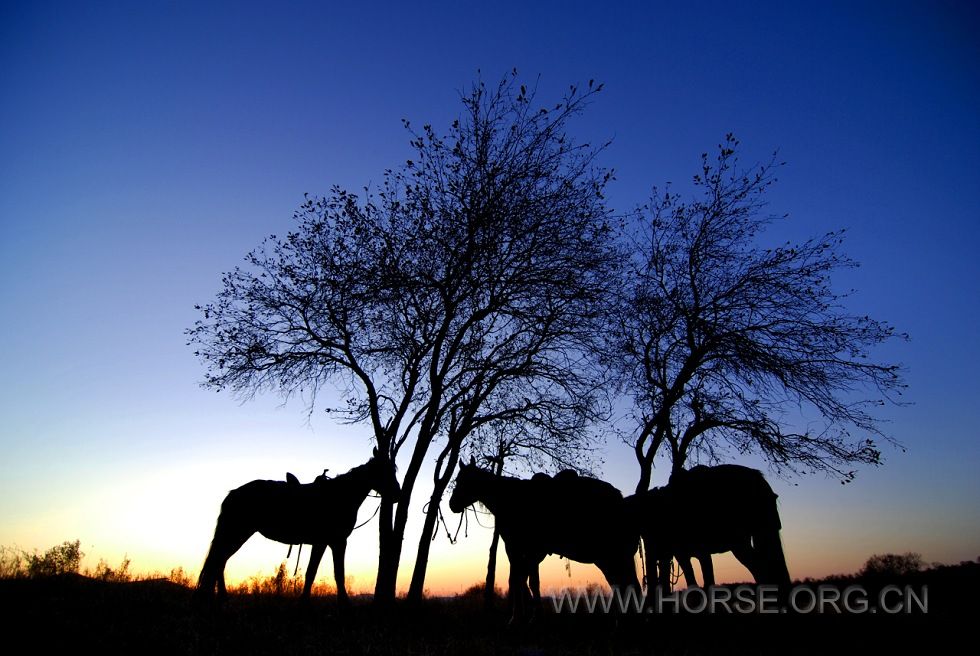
[449,456,486,513]
[366,447,401,500]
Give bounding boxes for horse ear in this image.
[469,456,475,467]
[373,446,378,457]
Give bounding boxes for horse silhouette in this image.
[625,464,790,590]
[449,459,639,621]
[195,448,399,604]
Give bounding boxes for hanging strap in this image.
[293,544,303,577]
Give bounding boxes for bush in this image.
[27,540,83,577]
[860,552,925,578]
[229,562,319,596]
[91,556,132,582]
[169,566,192,587]
[457,581,503,599]
[0,546,27,578]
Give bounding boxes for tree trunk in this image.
[634,427,663,493]
[484,526,500,608]
[484,454,504,606]
[671,451,687,476]
[635,462,652,494]
[373,495,401,605]
[636,446,658,493]
[374,432,399,606]
[406,447,460,602]
[373,431,434,603]
[406,482,448,601]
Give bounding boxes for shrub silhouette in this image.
[0,546,27,578]
[169,566,192,587]
[860,552,925,578]
[27,540,82,577]
[92,556,131,582]
[227,562,327,596]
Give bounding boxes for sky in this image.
[1,0,978,595]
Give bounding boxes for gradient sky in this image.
[1,1,978,594]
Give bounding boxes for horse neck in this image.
[471,474,517,516]
[326,463,375,503]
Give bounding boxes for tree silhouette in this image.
[188,72,617,603]
[612,136,907,492]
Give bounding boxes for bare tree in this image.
[613,135,907,493]
[188,73,618,603]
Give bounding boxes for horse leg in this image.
[507,557,531,624]
[642,535,670,592]
[639,536,653,591]
[656,556,672,591]
[621,556,641,593]
[678,556,699,588]
[502,541,529,624]
[597,559,642,612]
[330,541,351,607]
[529,559,542,621]
[698,553,715,587]
[303,543,327,600]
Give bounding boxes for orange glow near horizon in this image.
[10,501,974,599]
[17,534,962,599]
[3,449,977,598]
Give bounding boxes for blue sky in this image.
[1,1,978,591]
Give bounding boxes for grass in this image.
[2,547,977,655]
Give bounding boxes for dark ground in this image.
[4,563,976,655]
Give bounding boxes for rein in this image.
[439,505,466,543]
[467,504,495,530]
[421,500,467,544]
[351,495,383,531]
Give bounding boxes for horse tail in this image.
[195,495,240,599]
[752,489,790,586]
[753,527,791,585]
[195,514,224,597]
[762,489,782,532]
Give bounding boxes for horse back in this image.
[628,465,782,556]
[221,479,358,545]
[500,475,635,563]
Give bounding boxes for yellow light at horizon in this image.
[4,450,973,597]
